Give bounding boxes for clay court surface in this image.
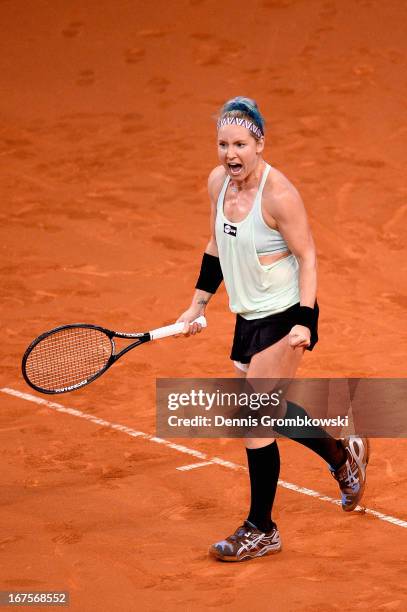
[1,1,406,610]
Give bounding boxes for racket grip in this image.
[150,316,207,340]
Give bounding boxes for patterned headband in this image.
[217,116,263,139]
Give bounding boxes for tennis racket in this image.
[22,316,207,395]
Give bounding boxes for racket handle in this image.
[150,316,207,341]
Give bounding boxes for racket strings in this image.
[25,327,112,391]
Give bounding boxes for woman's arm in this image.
[177,167,225,334]
[266,180,317,347]
[268,182,317,307]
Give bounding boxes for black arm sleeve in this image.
[195,253,223,294]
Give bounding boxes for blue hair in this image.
[219,96,265,136]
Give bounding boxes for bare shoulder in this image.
[208,165,227,202]
[265,166,302,202]
[263,165,305,217]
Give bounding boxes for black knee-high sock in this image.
[246,441,280,533]
[274,401,346,469]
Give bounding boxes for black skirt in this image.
[230,302,319,364]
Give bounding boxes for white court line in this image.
[1,387,206,460]
[2,387,406,530]
[177,461,214,471]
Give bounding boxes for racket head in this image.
[22,324,115,394]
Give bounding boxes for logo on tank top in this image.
[224,223,237,237]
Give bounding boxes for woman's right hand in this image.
[176,306,206,336]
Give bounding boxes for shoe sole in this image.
[343,437,370,512]
[208,544,282,562]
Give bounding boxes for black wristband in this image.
[296,306,315,331]
[195,253,223,294]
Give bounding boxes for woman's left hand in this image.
[288,325,311,349]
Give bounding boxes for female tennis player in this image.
[177,97,369,562]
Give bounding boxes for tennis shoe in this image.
[209,520,282,562]
[330,436,370,511]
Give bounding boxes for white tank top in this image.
[215,163,300,320]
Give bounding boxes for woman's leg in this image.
[209,361,283,561]
[246,335,346,464]
[238,336,302,535]
[210,339,300,560]
[244,333,304,448]
[210,336,369,561]
[245,335,369,514]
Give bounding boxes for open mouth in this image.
[228,163,243,175]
